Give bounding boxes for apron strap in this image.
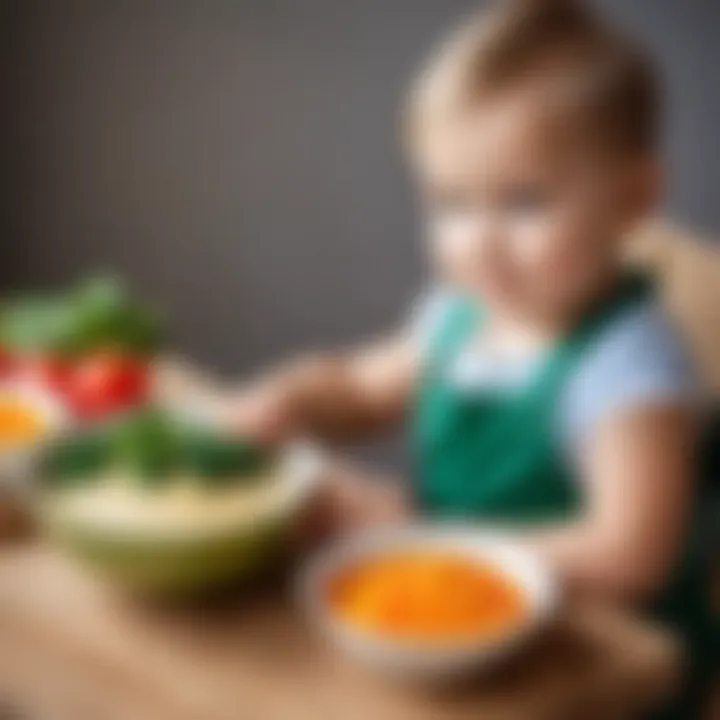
[423,273,654,392]
[424,296,479,375]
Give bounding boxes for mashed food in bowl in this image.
[328,550,528,644]
[49,469,294,537]
[42,413,322,596]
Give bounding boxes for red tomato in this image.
[67,353,150,419]
[0,348,15,378]
[18,354,72,394]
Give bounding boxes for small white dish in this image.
[298,524,559,682]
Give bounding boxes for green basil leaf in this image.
[43,433,111,488]
[182,432,272,486]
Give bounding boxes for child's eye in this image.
[505,187,550,215]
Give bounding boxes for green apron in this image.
[413,276,717,718]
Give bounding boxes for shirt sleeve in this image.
[559,301,702,461]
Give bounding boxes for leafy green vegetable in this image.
[44,408,274,490]
[110,409,179,486]
[0,295,74,354]
[62,277,162,355]
[0,276,162,356]
[182,431,273,486]
[43,432,112,488]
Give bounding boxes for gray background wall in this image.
[1,0,718,379]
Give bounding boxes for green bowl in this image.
[41,444,323,598]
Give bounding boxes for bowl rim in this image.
[297,523,560,676]
[43,441,327,543]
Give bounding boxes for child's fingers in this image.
[225,385,295,444]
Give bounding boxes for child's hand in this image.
[224,338,418,445]
[227,379,299,445]
[224,356,342,444]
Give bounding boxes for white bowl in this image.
[42,441,327,597]
[298,524,559,681]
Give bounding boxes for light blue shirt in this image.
[412,290,701,468]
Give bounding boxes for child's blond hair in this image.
[407,0,661,157]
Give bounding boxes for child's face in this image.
[414,91,660,321]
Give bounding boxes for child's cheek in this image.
[510,225,593,297]
[509,225,566,275]
[430,216,486,287]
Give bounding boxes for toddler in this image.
[232,1,715,714]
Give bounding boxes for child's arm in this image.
[229,334,420,444]
[524,404,696,603]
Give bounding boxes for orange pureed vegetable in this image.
[0,395,46,448]
[328,550,528,643]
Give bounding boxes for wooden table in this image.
[0,545,681,720]
[0,359,686,718]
